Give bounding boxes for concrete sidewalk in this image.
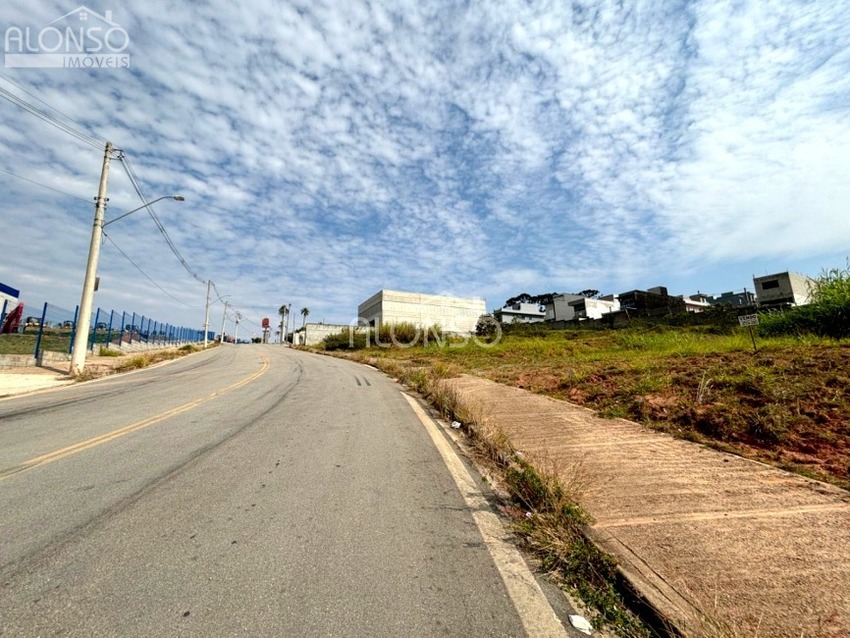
[0,367,74,397]
[0,353,139,398]
[446,375,850,637]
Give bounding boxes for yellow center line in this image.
[0,357,270,482]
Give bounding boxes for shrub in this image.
[475,315,501,341]
[809,264,850,339]
[321,328,370,350]
[376,321,420,346]
[758,262,850,339]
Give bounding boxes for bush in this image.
[758,306,818,338]
[321,328,370,350]
[758,262,850,339]
[475,315,501,341]
[810,264,850,339]
[376,321,420,346]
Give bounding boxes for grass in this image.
[0,331,71,356]
[341,351,653,636]
[318,323,850,635]
[70,344,202,379]
[317,325,850,490]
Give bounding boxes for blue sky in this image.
[1,1,849,336]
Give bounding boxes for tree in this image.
[475,314,500,340]
[300,307,310,329]
[278,305,289,344]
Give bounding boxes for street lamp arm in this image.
[103,195,184,227]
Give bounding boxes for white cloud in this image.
[1,0,848,329]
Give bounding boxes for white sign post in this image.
[738,314,759,352]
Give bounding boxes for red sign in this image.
[262,317,270,328]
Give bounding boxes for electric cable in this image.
[102,232,198,307]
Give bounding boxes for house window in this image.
[761,280,780,290]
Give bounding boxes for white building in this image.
[568,296,620,320]
[543,294,585,322]
[494,302,546,324]
[753,272,814,308]
[358,290,486,334]
[682,294,712,313]
[294,323,352,346]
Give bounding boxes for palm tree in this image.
[300,307,310,329]
[278,305,288,344]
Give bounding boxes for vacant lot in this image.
[332,326,850,490]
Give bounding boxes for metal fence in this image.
[0,299,209,360]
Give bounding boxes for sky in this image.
[1,0,849,337]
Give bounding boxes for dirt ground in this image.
[475,345,850,490]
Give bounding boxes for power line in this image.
[0,77,255,327]
[117,154,205,283]
[0,76,106,150]
[0,73,105,144]
[102,232,198,307]
[0,166,91,203]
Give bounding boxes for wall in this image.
[544,294,584,322]
[753,272,814,307]
[295,323,352,346]
[357,290,486,333]
[495,302,546,323]
[571,297,620,320]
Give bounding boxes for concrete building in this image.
[753,272,814,309]
[493,302,546,324]
[709,290,756,307]
[681,294,712,313]
[618,286,686,317]
[358,290,486,334]
[568,296,620,320]
[294,323,352,346]
[543,294,585,322]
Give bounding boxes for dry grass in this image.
[70,345,200,380]
[338,350,653,636]
[318,327,850,490]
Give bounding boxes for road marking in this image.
[403,393,568,637]
[0,357,270,482]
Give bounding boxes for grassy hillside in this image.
[322,324,850,490]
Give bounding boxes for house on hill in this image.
[493,302,546,324]
[753,272,814,309]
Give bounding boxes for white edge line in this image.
[402,393,568,638]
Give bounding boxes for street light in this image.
[69,194,185,375]
[103,195,185,227]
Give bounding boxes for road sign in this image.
[738,314,759,327]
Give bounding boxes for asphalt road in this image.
[0,345,567,637]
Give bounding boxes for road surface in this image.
[0,345,571,637]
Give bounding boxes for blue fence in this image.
[0,299,210,360]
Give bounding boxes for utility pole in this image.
[203,280,211,348]
[234,313,241,343]
[70,141,113,375]
[220,300,229,343]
